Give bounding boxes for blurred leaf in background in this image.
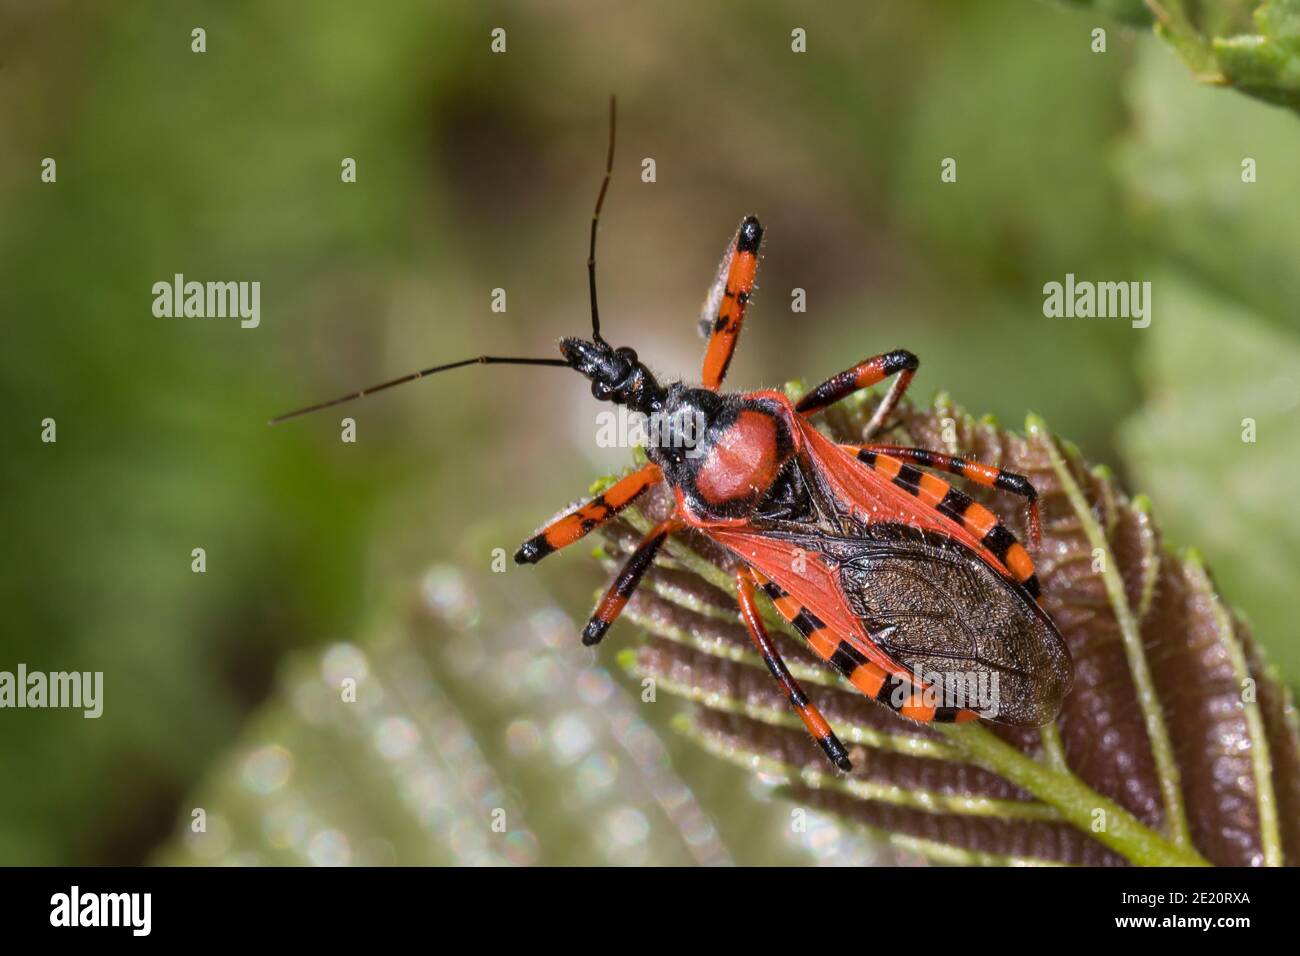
[1119,279,1300,681]
[160,568,863,866]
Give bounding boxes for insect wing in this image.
[826,525,1071,725]
[709,524,904,678]
[718,522,1070,725]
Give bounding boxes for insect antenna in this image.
[268,355,568,425]
[587,94,616,344]
[275,99,617,427]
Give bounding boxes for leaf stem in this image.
[1039,723,1068,772]
[937,723,1208,866]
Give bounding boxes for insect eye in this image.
[614,347,638,364]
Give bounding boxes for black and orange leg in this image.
[794,349,918,440]
[736,567,852,771]
[860,444,1041,547]
[582,516,682,646]
[700,216,763,390]
[842,445,1042,598]
[750,570,981,724]
[514,463,662,565]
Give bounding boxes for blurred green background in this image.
[1,1,1297,865]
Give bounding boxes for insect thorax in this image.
[649,390,801,523]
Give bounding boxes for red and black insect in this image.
[274,99,1073,771]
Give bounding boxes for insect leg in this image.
[700,216,763,390]
[514,463,662,564]
[794,349,918,439]
[581,516,681,646]
[749,569,982,725]
[841,445,1042,597]
[736,567,852,771]
[855,444,1041,547]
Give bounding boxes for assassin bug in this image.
[273,98,1073,772]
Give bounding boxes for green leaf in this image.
[1214,0,1300,108]
[1065,0,1300,113]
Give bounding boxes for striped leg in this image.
[700,216,763,390]
[582,516,682,646]
[751,569,981,725]
[860,444,1041,546]
[737,567,851,771]
[794,349,918,439]
[844,445,1042,599]
[515,463,662,564]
